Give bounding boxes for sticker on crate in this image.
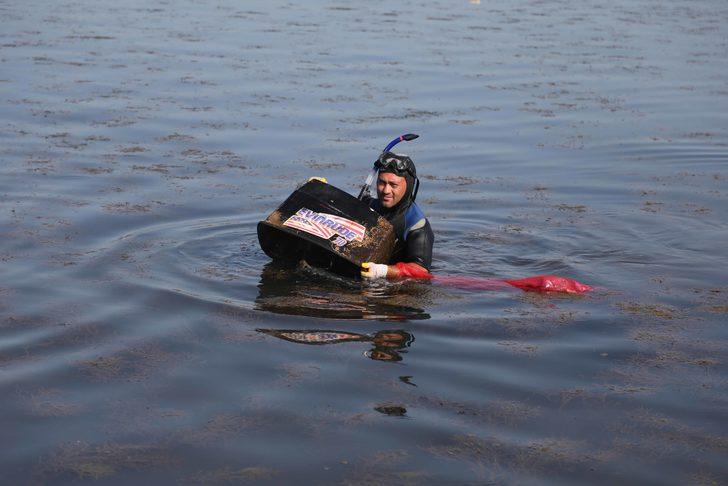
[283,208,365,247]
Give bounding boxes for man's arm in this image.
[360,261,432,279]
[403,218,434,270]
[361,219,434,280]
[390,261,432,278]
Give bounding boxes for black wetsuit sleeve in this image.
[405,219,434,271]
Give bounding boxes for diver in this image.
[359,151,434,280]
[257,133,592,293]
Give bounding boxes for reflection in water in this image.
[254,262,430,320]
[257,329,415,362]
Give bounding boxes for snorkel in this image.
[357,133,419,200]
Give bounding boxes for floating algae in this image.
[35,441,177,481]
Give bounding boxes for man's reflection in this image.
[257,328,414,362]
[255,262,430,320]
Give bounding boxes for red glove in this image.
[394,262,433,279]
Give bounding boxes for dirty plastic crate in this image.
[257,180,395,278]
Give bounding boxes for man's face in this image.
[377,172,407,209]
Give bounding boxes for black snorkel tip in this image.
[383,133,419,153]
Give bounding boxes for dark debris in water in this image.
[274,362,321,388]
[341,450,430,486]
[415,396,541,426]
[187,466,278,484]
[617,301,679,319]
[76,344,191,383]
[611,409,728,459]
[426,434,594,483]
[25,388,83,418]
[374,404,407,417]
[554,203,587,213]
[34,441,178,481]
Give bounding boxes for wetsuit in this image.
[365,196,435,271]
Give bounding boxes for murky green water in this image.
[1,0,727,483]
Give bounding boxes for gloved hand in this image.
[361,262,388,279]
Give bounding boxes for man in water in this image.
[360,152,434,279]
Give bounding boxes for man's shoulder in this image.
[404,203,429,233]
[405,202,427,221]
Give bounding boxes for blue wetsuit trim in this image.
[403,203,426,241]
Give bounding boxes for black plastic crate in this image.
[257,180,395,278]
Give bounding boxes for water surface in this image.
[1,0,727,483]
